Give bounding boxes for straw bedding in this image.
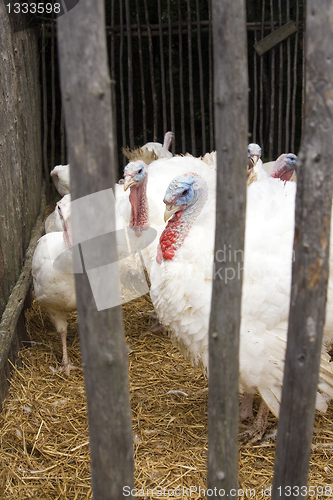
[0,294,332,499]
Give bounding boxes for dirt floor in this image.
[0,294,332,499]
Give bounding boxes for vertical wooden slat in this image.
[50,17,56,195]
[177,0,185,153]
[252,28,258,144]
[187,0,196,156]
[196,0,206,155]
[57,0,135,497]
[60,105,65,165]
[285,0,291,152]
[135,0,147,145]
[259,1,265,157]
[41,24,49,200]
[291,0,299,153]
[269,0,275,160]
[301,1,306,143]
[110,0,118,179]
[144,0,158,141]
[158,0,167,135]
[168,0,176,152]
[272,1,333,496]
[208,0,248,495]
[277,0,283,155]
[119,0,127,163]
[110,0,116,86]
[125,0,134,149]
[208,0,214,152]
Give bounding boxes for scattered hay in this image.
[0,294,332,499]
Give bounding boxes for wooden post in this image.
[272,1,333,498]
[207,0,248,496]
[57,1,135,499]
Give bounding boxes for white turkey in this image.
[45,194,71,233]
[122,131,175,164]
[32,195,76,375]
[141,130,174,159]
[50,164,70,196]
[117,154,216,278]
[149,171,333,439]
[248,144,297,184]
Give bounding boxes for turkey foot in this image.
[239,400,270,443]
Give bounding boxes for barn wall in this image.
[0,5,42,319]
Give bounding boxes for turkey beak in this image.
[251,155,259,166]
[124,176,136,191]
[164,204,179,222]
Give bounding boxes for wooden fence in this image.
[41,0,305,179]
[0,7,43,408]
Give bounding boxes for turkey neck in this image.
[271,154,295,182]
[129,175,149,236]
[157,190,208,263]
[62,217,72,249]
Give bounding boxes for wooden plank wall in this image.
[107,0,304,163]
[41,1,305,174]
[0,6,42,321]
[0,5,43,407]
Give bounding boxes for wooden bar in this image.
[252,28,258,143]
[135,0,147,145]
[50,15,56,197]
[110,0,116,86]
[208,0,248,495]
[105,20,297,37]
[196,0,206,154]
[158,0,167,135]
[60,104,65,165]
[291,0,299,153]
[168,0,175,152]
[144,0,158,141]
[208,0,214,152]
[177,0,185,153]
[0,186,46,410]
[301,0,306,141]
[285,0,291,152]
[125,0,134,149]
[42,24,49,199]
[119,0,127,163]
[277,0,283,155]
[254,20,297,56]
[110,0,119,179]
[269,0,275,160]
[187,0,196,156]
[259,1,264,157]
[57,0,135,496]
[272,2,333,496]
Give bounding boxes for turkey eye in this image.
[138,168,143,174]
[182,189,189,196]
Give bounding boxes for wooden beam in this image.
[0,185,46,408]
[57,1,135,499]
[254,20,297,56]
[272,1,333,498]
[207,0,248,496]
